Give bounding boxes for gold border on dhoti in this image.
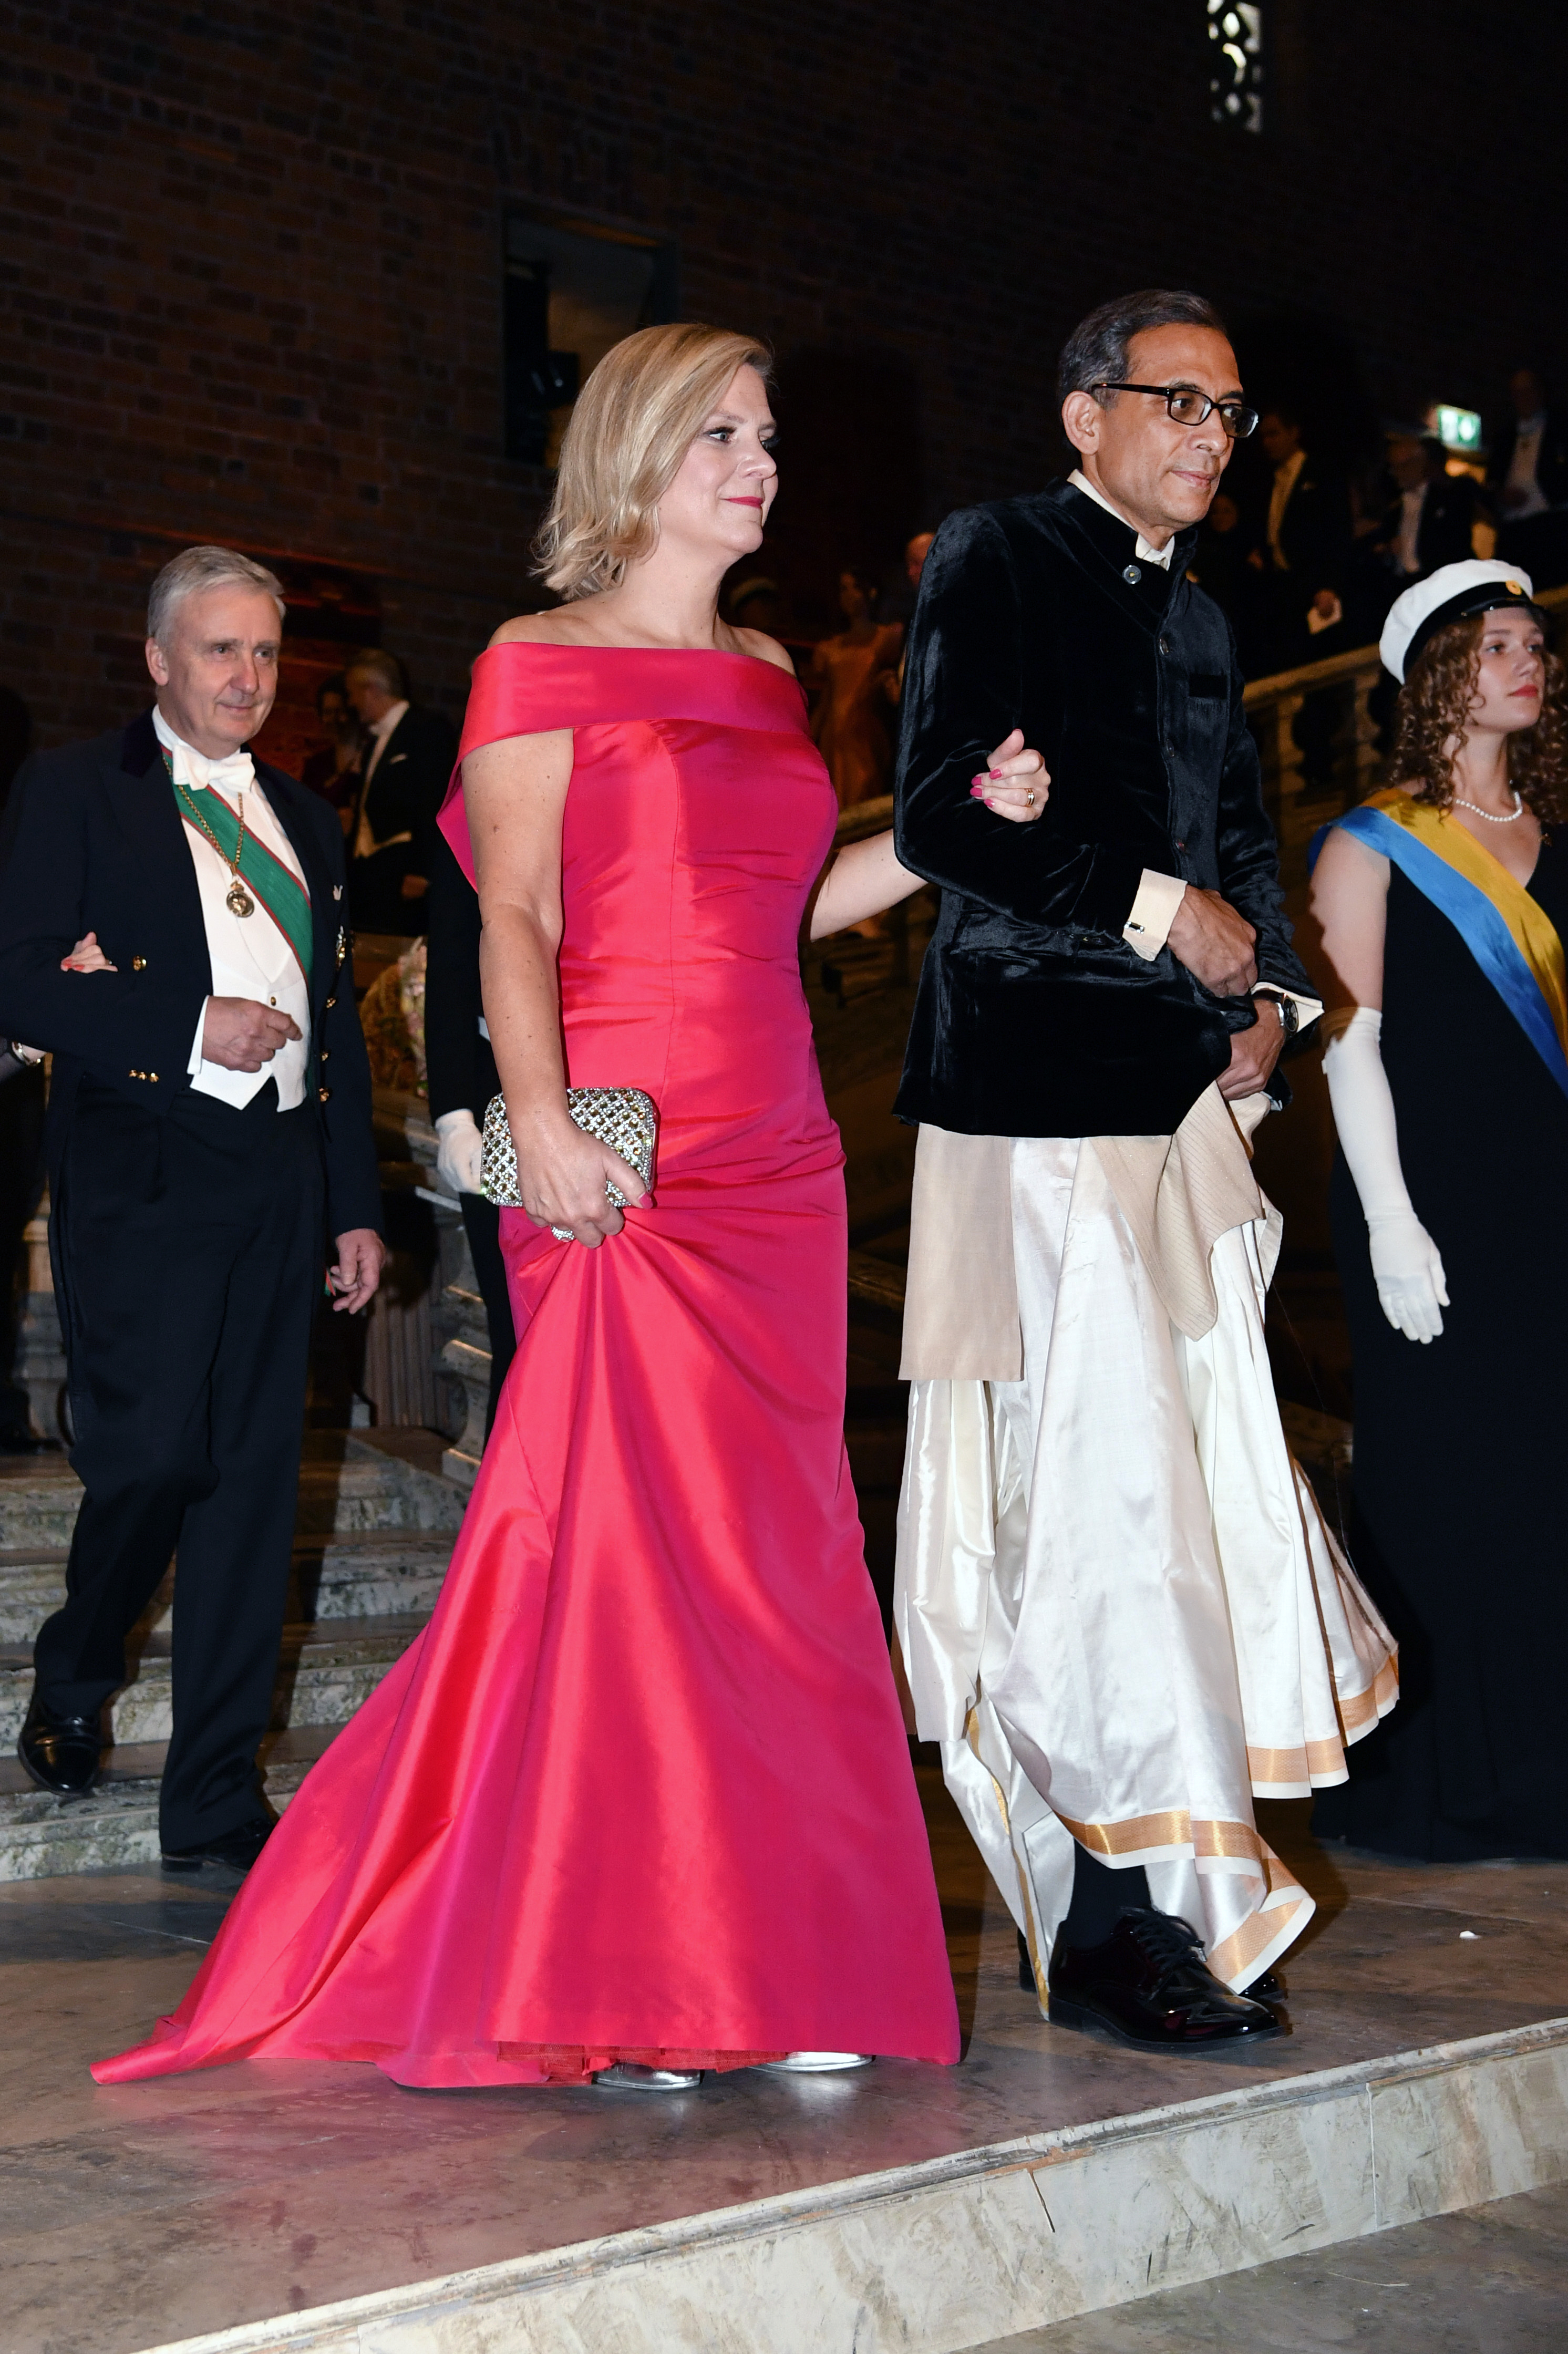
[1246,1653,1400,1791]
[1054,1809,1271,1864]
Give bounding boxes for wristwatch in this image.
[1251,988,1299,1038]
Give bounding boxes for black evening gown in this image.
[1317,836,1568,1860]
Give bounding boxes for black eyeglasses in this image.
[1094,383,1258,439]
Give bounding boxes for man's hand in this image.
[328,1228,387,1314]
[1166,887,1257,995]
[202,996,302,1072]
[1218,997,1284,1100]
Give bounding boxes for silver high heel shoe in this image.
[592,2061,703,2091]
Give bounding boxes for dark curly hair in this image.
[1386,613,1568,824]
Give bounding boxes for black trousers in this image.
[458,1191,517,1438]
[37,1078,324,1849]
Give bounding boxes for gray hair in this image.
[147,545,286,646]
[1057,290,1229,409]
[344,647,406,696]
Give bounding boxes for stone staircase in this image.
[0,1434,466,1881]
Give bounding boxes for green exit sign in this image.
[1436,405,1483,451]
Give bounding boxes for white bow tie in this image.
[173,741,255,796]
[153,711,255,796]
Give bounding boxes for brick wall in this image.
[0,0,1555,757]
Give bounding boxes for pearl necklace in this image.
[1454,790,1525,824]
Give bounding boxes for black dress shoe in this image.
[162,1818,274,1873]
[17,1691,103,1797]
[1245,1968,1284,2001]
[1047,1908,1281,2051]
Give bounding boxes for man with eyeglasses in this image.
[891,290,1391,2053]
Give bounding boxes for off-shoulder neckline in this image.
[484,639,796,680]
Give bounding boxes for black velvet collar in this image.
[1050,479,1199,623]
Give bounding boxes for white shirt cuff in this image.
[1255,986,1324,1032]
[188,998,210,1076]
[1122,869,1187,960]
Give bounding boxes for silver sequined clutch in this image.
[479,1087,658,1238]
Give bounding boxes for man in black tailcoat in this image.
[0,545,385,1870]
[344,649,457,936]
[891,292,1354,2054]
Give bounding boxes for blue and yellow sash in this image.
[1321,788,1568,1098]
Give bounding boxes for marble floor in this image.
[2,1771,1565,2354]
[977,2180,1568,2351]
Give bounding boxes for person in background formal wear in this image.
[95,322,1049,2095]
[807,567,902,806]
[0,687,44,1454]
[299,673,364,825]
[1489,368,1568,589]
[1375,435,1490,586]
[345,651,457,936]
[1187,487,1266,673]
[729,575,788,639]
[884,531,938,705]
[1308,562,1568,1861]
[424,832,517,1436]
[892,289,1397,2053]
[1250,405,1354,781]
[0,546,385,1870]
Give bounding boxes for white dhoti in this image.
[894,1091,1397,1998]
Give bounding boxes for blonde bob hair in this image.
[534,323,772,601]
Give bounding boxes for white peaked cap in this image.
[1380,559,1542,682]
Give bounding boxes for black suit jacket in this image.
[355,704,458,871]
[1268,458,1354,596]
[893,481,1310,1138]
[1488,408,1568,510]
[0,710,383,1236]
[1375,473,1479,581]
[424,833,498,1123]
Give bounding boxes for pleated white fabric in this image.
[895,1131,1397,1998]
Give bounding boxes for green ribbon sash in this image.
[168,766,314,983]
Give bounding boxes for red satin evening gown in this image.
[95,645,960,2087]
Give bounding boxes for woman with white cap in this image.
[1306,560,1568,1860]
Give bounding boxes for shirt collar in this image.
[370,699,410,742]
[152,705,255,794]
[1068,469,1174,569]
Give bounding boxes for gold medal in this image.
[225,878,255,917]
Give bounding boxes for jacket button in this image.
[319,1048,329,1062]
[1122,563,1141,585]
[131,956,146,971]
[325,995,337,1009]
[150,1072,158,1082]
[318,1086,332,1103]
[1175,839,1187,852]
[1158,636,1171,655]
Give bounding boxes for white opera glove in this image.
[1323,1007,1449,1345]
[433,1108,484,1196]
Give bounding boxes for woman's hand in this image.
[60,932,117,973]
[510,1103,647,1247]
[969,729,1048,824]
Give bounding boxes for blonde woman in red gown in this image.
[95,325,1048,2093]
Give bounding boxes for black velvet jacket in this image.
[893,480,1312,1137]
[0,711,383,1237]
